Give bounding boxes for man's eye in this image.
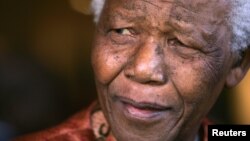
[167,38,200,56]
[108,28,136,45]
[168,38,186,47]
[114,28,132,36]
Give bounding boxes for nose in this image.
[124,38,166,85]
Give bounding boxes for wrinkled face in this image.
[92,0,234,141]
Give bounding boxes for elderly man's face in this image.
[92,0,234,141]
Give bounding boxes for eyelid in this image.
[108,27,138,45]
[168,38,186,47]
[111,27,137,36]
[175,34,205,50]
[119,28,132,35]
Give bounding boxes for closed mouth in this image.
[113,96,172,119]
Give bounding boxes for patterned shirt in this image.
[13,101,209,141]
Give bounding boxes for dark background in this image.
[0,0,238,140]
[0,0,96,139]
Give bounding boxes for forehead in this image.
[105,0,230,10]
[103,0,230,23]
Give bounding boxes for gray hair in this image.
[230,0,250,54]
[91,0,250,55]
[91,0,106,23]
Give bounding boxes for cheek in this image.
[171,58,224,108]
[173,64,207,103]
[92,48,119,85]
[91,37,135,85]
[171,55,230,125]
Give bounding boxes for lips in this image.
[114,96,171,120]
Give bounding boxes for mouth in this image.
[113,96,172,121]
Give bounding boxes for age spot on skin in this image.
[114,55,120,60]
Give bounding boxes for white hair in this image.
[230,0,250,53]
[91,0,250,55]
[91,0,106,23]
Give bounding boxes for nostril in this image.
[148,73,166,85]
[124,67,166,85]
[146,80,165,86]
[124,60,167,85]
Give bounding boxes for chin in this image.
[99,95,186,141]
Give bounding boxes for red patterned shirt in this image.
[13,101,209,141]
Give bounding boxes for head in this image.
[90,0,250,141]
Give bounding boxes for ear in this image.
[226,48,250,87]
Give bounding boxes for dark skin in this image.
[91,0,250,141]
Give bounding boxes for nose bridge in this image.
[124,37,166,84]
[135,38,161,71]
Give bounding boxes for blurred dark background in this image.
[0,0,96,140]
[0,0,249,141]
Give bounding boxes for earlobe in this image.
[226,48,250,88]
[226,67,245,87]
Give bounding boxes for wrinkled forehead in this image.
[104,0,231,11]
[103,0,231,24]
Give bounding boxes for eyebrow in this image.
[160,0,175,3]
[140,0,161,8]
[106,10,146,24]
[139,0,178,9]
[170,19,216,48]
